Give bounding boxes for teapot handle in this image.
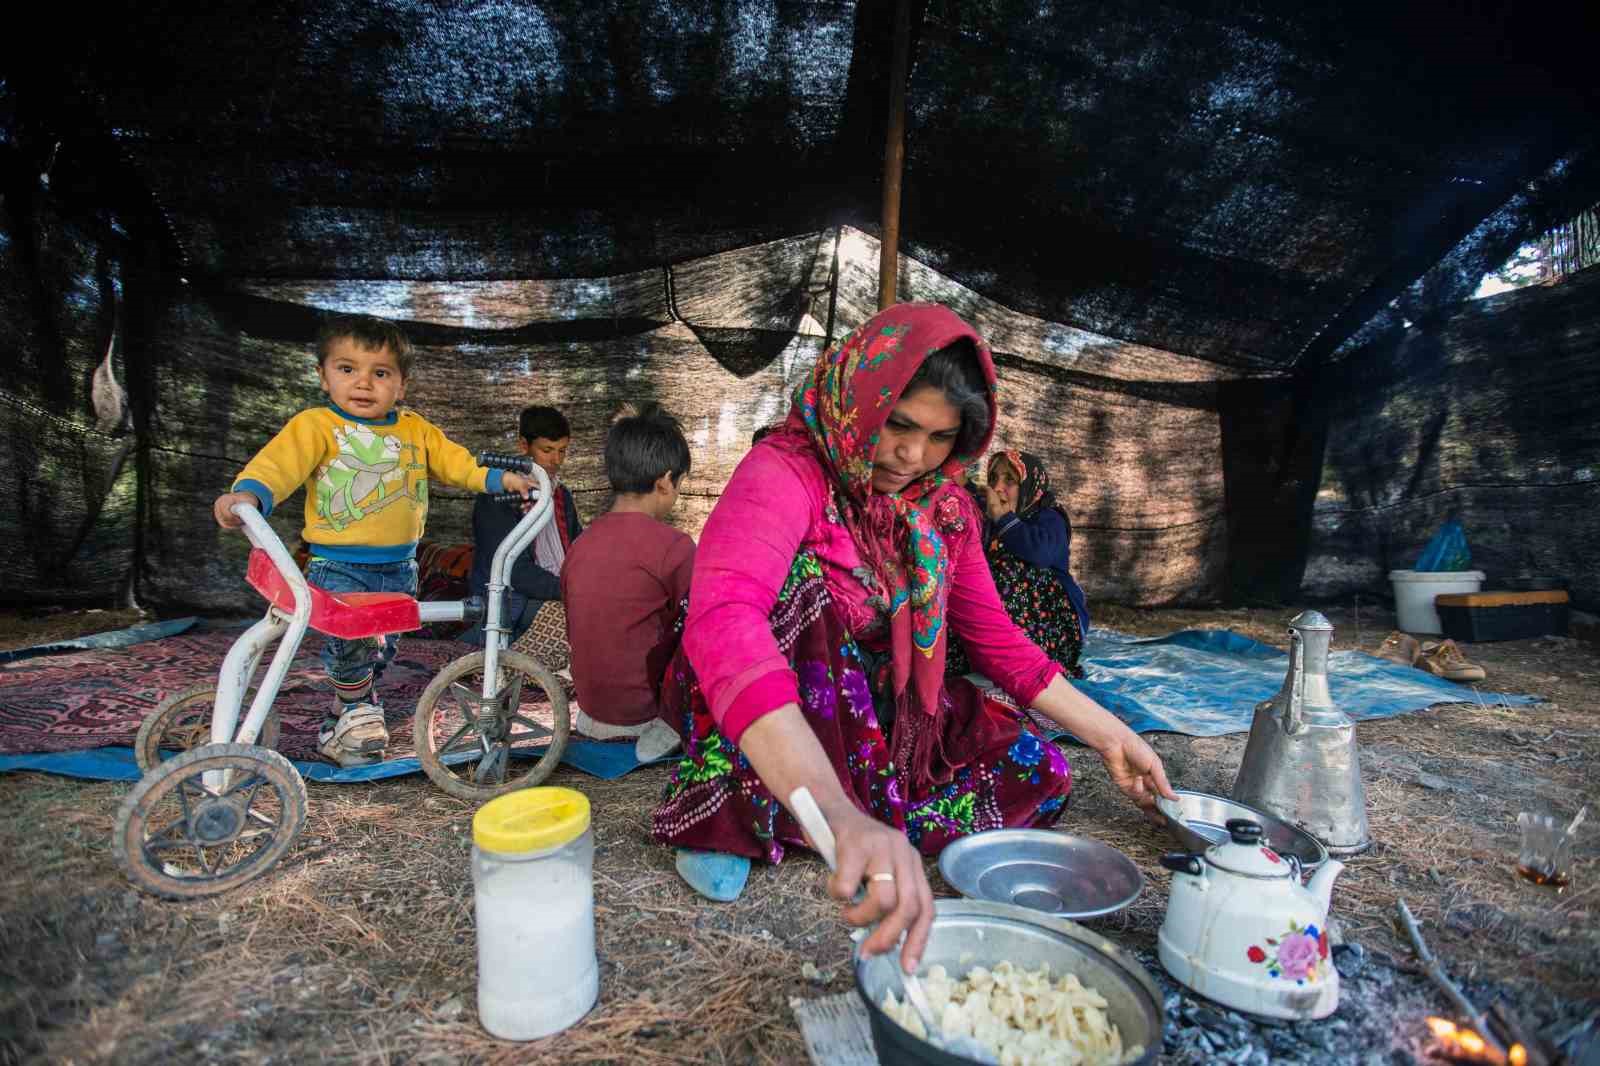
[1284,627,1307,735]
[1160,852,1204,877]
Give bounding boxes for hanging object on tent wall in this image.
[91,325,130,434]
[1232,610,1373,857]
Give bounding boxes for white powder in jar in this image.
[475,853,598,1040]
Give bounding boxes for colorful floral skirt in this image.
[946,551,1084,681]
[652,555,1072,863]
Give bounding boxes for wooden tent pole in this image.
[878,0,911,311]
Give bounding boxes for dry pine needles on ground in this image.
[1,605,1596,1064]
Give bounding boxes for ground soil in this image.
[0,604,1595,1065]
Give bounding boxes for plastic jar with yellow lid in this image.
[472,786,597,1040]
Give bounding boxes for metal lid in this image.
[1287,610,1332,632]
[1205,819,1294,878]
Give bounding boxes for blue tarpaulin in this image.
[1068,628,1539,737]
[1,627,1541,782]
[0,736,663,784]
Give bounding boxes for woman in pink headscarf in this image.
[654,303,1174,973]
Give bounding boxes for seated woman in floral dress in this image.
[946,450,1090,680]
[651,302,1175,973]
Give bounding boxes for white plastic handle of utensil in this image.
[788,791,996,1063]
[789,786,839,871]
[789,786,870,943]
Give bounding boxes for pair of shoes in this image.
[675,848,751,902]
[573,705,646,741]
[318,702,389,767]
[1418,639,1486,682]
[1374,631,1423,666]
[634,718,682,763]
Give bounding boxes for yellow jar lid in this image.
[473,787,591,854]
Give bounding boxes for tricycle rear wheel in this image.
[412,650,570,801]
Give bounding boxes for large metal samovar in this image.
[1232,610,1371,857]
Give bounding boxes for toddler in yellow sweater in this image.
[213,316,532,766]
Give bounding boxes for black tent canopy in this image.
[3,0,1597,610]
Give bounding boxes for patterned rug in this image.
[0,628,516,760]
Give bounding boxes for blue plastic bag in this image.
[1414,520,1472,572]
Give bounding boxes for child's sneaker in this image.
[318,702,389,766]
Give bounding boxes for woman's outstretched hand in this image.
[823,804,936,974]
[1095,727,1177,818]
[1030,675,1179,819]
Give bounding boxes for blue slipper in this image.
[675,848,752,902]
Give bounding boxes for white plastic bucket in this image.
[1388,570,1486,635]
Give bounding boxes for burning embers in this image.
[1425,1017,1522,1065]
[1425,1010,1563,1066]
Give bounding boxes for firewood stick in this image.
[1488,1003,1553,1066]
[1396,899,1510,1060]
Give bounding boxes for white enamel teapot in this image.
[1157,818,1345,1020]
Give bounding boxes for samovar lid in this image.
[1288,609,1333,632]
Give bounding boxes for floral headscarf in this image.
[770,303,998,775]
[989,450,1064,522]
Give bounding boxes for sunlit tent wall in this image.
[2,0,1597,614]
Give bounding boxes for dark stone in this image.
[1265,1029,1303,1057]
[1333,941,1368,978]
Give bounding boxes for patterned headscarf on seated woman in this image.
[988,450,1071,546]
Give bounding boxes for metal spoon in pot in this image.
[788,787,998,1065]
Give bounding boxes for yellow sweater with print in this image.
[232,404,505,563]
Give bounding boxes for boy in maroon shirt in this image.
[561,404,695,761]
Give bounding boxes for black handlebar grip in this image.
[477,451,535,474]
[485,491,530,505]
[460,594,485,624]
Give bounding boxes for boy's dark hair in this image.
[519,405,571,443]
[316,315,414,377]
[606,402,691,494]
[751,423,780,446]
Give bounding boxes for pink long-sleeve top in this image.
[684,442,1062,744]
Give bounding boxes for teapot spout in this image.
[1306,858,1345,915]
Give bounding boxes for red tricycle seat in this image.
[247,549,422,639]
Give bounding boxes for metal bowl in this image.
[1156,789,1329,871]
[854,899,1162,1066]
[937,829,1143,919]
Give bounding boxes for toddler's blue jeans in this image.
[305,556,419,704]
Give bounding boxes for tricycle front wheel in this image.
[113,743,307,899]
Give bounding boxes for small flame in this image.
[1424,1018,1522,1065]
